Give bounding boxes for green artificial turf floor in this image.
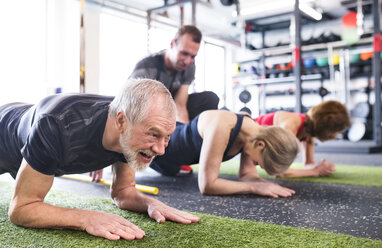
[0,180,381,247]
[191,162,382,187]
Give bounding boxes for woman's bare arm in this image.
[197,112,295,197]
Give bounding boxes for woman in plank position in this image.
[254,100,351,178]
[150,110,300,198]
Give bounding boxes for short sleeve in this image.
[129,55,160,80]
[21,115,63,175]
[182,63,195,85]
[129,67,157,80]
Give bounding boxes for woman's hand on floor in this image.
[249,181,295,198]
[312,160,336,176]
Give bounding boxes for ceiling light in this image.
[239,0,294,16]
[236,0,321,21]
[299,3,322,21]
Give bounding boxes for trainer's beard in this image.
[119,128,155,172]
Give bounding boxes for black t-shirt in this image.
[0,94,126,178]
[129,50,195,98]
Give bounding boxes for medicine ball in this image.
[240,107,252,115]
[239,90,251,104]
[318,86,329,97]
[347,121,372,142]
[352,102,371,119]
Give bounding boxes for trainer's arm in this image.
[111,161,199,224]
[8,159,145,241]
[174,84,190,123]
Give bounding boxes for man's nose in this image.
[184,56,193,65]
[152,139,166,155]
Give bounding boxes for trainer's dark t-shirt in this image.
[129,50,195,98]
[0,94,126,179]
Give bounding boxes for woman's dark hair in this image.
[306,100,351,140]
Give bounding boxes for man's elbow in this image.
[111,192,127,209]
[111,187,136,209]
[112,197,124,209]
[8,205,26,226]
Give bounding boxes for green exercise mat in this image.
[0,180,380,247]
[193,161,382,187]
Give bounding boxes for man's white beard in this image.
[119,128,155,171]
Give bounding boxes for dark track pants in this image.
[187,91,219,120]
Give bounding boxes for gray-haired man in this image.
[0,78,199,241]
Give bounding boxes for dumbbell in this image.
[240,107,252,115]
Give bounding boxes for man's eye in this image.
[148,133,158,138]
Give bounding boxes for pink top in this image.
[254,112,306,138]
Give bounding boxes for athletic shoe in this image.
[176,165,193,176]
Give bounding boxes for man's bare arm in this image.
[8,159,145,241]
[111,162,200,224]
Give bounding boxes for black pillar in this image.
[294,0,302,113]
[372,0,382,145]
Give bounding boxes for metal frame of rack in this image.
[316,0,382,153]
[234,0,382,153]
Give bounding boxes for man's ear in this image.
[170,38,176,48]
[115,111,128,133]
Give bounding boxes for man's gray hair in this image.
[109,78,175,125]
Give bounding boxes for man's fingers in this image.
[164,211,193,224]
[150,207,200,224]
[89,172,97,182]
[150,209,166,223]
[95,223,145,241]
[179,212,200,223]
[110,225,142,240]
[113,215,146,238]
[84,212,146,241]
[166,209,200,223]
[169,210,200,223]
[104,232,121,241]
[89,170,103,182]
[121,221,146,238]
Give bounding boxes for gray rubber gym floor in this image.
[46,151,382,240]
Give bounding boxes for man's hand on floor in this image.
[90,169,103,182]
[84,210,145,240]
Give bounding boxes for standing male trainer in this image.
[129,25,219,124]
[0,79,200,241]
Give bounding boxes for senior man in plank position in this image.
[0,78,199,241]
